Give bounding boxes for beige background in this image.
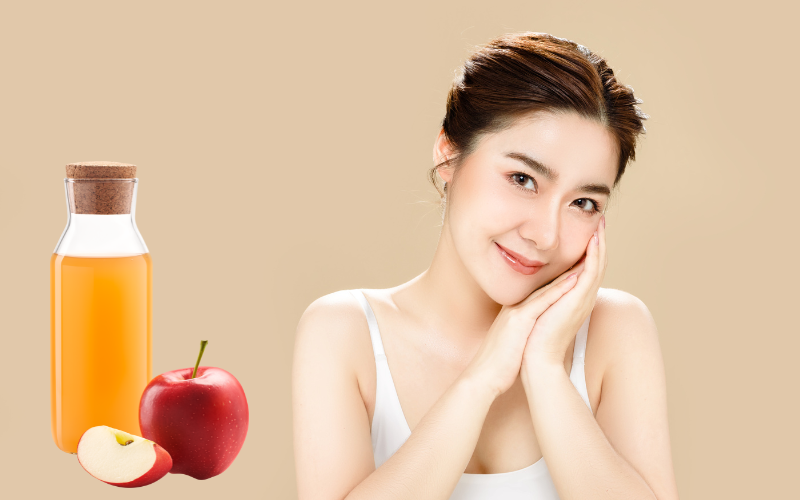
[1,1,797,498]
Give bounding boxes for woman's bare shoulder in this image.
[294,289,373,376]
[593,287,656,329]
[589,287,660,371]
[298,289,366,331]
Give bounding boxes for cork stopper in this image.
[65,161,138,215]
[67,161,136,179]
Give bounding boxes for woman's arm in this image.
[521,291,680,500]
[292,291,497,500]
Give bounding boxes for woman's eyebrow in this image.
[577,183,611,196]
[505,151,611,196]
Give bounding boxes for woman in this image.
[293,32,679,500]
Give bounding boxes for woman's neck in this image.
[396,224,502,343]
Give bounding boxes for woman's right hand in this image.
[461,259,587,397]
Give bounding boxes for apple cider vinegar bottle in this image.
[51,162,152,454]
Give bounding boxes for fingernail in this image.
[593,231,598,244]
[566,272,577,280]
[601,215,606,229]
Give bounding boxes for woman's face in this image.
[436,110,618,305]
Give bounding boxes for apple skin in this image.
[139,366,249,480]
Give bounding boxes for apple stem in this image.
[192,340,209,379]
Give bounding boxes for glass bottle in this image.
[50,162,152,454]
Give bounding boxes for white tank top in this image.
[349,288,593,500]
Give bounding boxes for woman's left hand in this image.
[521,215,607,369]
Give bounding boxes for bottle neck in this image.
[54,179,148,257]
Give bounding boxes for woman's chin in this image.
[483,280,542,306]
[484,268,573,306]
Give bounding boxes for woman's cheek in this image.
[486,191,522,229]
[563,226,593,264]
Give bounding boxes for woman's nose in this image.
[518,202,559,252]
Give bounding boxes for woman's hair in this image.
[429,32,648,199]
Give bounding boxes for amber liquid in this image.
[50,253,152,453]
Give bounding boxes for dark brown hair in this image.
[429,32,648,198]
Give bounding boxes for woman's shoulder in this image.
[299,289,364,324]
[589,287,660,371]
[593,287,653,318]
[294,289,374,374]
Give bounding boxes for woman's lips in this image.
[495,242,544,276]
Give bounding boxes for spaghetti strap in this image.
[349,289,386,358]
[573,313,589,360]
[568,312,593,414]
[348,288,412,468]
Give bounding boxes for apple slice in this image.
[76,425,172,488]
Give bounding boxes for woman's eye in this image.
[511,173,536,191]
[574,198,599,214]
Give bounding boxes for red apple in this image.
[76,425,172,487]
[139,341,249,480]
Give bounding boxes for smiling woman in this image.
[293,32,679,500]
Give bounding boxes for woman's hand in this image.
[461,262,585,398]
[522,216,607,370]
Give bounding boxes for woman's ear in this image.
[433,128,455,184]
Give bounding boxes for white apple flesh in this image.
[76,426,172,488]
